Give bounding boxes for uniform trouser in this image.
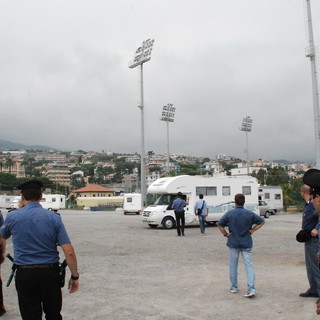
[305,237,320,296]
[175,211,185,235]
[15,266,62,320]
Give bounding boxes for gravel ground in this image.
[0,209,319,320]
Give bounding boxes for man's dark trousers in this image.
[175,211,185,235]
[15,266,62,320]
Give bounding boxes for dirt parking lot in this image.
[0,209,319,320]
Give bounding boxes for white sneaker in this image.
[243,292,255,298]
[201,233,204,236]
[229,289,238,293]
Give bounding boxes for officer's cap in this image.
[177,192,182,196]
[17,180,43,192]
[303,169,320,195]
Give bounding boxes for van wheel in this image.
[264,211,270,218]
[162,217,175,229]
[148,224,158,228]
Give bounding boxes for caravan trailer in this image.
[142,175,259,229]
[40,194,66,211]
[258,186,283,213]
[123,193,141,215]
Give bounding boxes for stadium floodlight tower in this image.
[304,0,320,168]
[240,116,253,175]
[160,103,176,175]
[129,39,154,209]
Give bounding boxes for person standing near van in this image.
[194,194,208,235]
[217,193,265,297]
[172,192,188,236]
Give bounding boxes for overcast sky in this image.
[0,0,319,162]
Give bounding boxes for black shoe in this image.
[300,291,319,298]
[0,308,6,316]
[177,234,181,236]
[182,233,185,236]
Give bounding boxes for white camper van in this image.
[123,193,141,215]
[40,194,66,211]
[142,175,259,229]
[258,186,283,213]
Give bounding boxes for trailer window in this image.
[275,194,281,200]
[52,198,56,202]
[264,193,270,199]
[242,186,251,195]
[222,186,231,196]
[196,187,217,196]
[127,197,133,203]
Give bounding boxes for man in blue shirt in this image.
[299,185,320,299]
[1,180,79,320]
[217,193,265,298]
[172,192,188,236]
[194,194,208,236]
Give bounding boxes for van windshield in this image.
[154,194,176,206]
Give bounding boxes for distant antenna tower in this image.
[305,0,320,168]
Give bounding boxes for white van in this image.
[142,175,259,229]
[0,195,16,209]
[123,193,141,215]
[10,196,21,209]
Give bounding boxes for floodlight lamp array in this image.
[129,39,155,69]
[160,103,176,122]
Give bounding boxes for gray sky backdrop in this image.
[0,0,319,162]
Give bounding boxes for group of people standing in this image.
[171,168,320,314]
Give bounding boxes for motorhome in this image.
[0,195,16,209]
[258,186,283,213]
[142,175,259,229]
[40,194,66,211]
[123,193,141,215]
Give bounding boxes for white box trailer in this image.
[123,193,141,215]
[40,194,66,211]
[258,186,283,213]
[142,175,259,229]
[0,195,16,209]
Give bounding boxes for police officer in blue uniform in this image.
[0,180,79,320]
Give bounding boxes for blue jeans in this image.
[198,215,206,234]
[305,237,320,295]
[228,248,256,293]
